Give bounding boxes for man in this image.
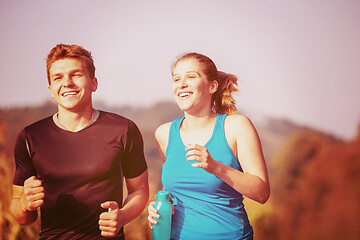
[10,44,149,239]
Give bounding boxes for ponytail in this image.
[212,71,239,115]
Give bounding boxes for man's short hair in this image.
[46,44,95,84]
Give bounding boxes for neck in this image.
[180,109,217,146]
[183,109,217,129]
[57,106,94,132]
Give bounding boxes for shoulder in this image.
[155,122,172,158]
[98,110,130,122]
[155,122,172,143]
[24,115,54,134]
[225,114,258,139]
[14,116,53,158]
[27,115,53,127]
[95,111,144,141]
[98,110,138,128]
[225,114,254,130]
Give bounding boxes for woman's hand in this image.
[147,199,175,229]
[185,144,219,175]
[147,201,159,229]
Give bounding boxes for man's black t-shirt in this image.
[13,111,147,239]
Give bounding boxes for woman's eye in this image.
[173,77,180,82]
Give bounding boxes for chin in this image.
[176,103,191,112]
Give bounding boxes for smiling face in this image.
[172,58,218,114]
[48,58,97,113]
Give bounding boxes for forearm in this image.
[213,162,270,204]
[120,186,149,226]
[10,198,38,225]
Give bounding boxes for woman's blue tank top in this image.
[162,113,254,240]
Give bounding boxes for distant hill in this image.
[0,100,338,168]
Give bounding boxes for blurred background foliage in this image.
[0,101,359,240]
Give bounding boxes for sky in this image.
[0,0,359,140]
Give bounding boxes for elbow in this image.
[258,184,270,204]
[258,193,269,204]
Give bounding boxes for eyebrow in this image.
[50,73,62,78]
[50,69,83,78]
[173,71,200,76]
[187,71,200,75]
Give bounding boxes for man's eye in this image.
[173,77,180,82]
[73,73,83,77]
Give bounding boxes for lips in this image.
[61,91,79,97]
[178,91,192,98]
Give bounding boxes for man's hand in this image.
[21,176,44,212]
[99,201,123,237]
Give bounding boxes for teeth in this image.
[179,92,190,98]
[62,91,78,97]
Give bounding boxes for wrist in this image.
[117,208,126,229]
[211,161,225,176]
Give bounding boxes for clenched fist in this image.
[21,176,44,212]
[99,201,123,237]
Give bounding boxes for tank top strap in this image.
[216,113,227,133]
[209,113,228,145]
[166,117,185,156]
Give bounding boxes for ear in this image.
[92,77,98,92]
[209,80,218,94]
[48,85,55,99]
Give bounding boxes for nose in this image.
[179,78,188,88]
[63,75,74,87]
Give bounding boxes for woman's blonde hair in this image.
[173,52,239,114]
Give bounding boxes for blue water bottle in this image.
[152,190,172,240]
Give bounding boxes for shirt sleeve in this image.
[121,120,147,178]
[13,129,37,186]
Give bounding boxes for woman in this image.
[148,53,270,240]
